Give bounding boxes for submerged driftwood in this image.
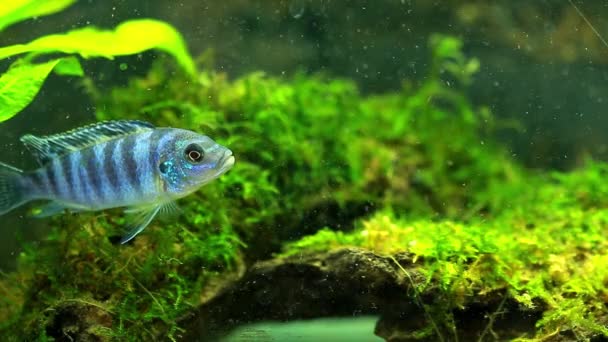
[179,248,540,341]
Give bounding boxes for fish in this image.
[0,120,235,244]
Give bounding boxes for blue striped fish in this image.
[0,120,234,243]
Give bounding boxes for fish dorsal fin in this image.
[20,120,155,165]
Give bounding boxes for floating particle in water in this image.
[289,0,306,19]
[119,63,128,71]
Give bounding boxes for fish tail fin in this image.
[0,162,29,216]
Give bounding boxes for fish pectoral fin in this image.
[158,201,182,219]
[120,205,162,244]
[30,202,68,218]
[123,207,148,215]
[125,201,181,220]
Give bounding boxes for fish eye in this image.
[185,144,205,164]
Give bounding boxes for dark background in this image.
[1,0,607,269]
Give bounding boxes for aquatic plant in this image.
[0,33,493,339]
[2,32,596,341]
[0,0,194,123]
[0,0,74,31]
[91,34,520,250]
[282,161,608,340]
[0,211,243,340]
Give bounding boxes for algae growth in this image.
[0,32,606,341]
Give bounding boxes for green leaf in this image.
[0,57,83,123]
[51,56,84,76]
[0,19,196,75]
[0,0,76,32]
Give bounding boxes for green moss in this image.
[0,34,578,340]
[282,160,608,340]
[0,207,243,340]
[92,34,520,239]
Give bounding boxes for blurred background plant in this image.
[0,0,194,123]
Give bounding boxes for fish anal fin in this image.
[21,120,155,165]
[30,202,67,218]
[30,202,91,218]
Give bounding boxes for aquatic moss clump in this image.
[0,208,243,340]
[93,35,520,249]
[282,160,608,340]
[0,35,531,340]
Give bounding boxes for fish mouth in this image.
[216,150,235,175]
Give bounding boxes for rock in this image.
[43,301,113,342]
[179,248,539,341]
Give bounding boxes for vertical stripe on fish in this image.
[122,134,141,197]
[68,150,84,204]
[148,130,166,194]
[28,169,49,198]
[55,158,71,199]
[77,149,96,207]
[83,148,102,206]
[133,131,154,197]
[45,160,58,198]
[112,137,134,203]
[93,144,113,204]
[103,139,121,202]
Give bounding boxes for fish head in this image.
[158,129,234,197]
